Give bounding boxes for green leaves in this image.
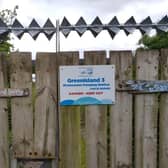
[0,5,18,26]
[138,32,168,50]
[0,6,18,52]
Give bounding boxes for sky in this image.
[0,0,168,57]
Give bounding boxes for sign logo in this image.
[79,67,93,76]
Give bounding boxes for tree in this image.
[0,6,18,52]
[138,32,168,50]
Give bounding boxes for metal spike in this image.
[61,17,71,26]
[107,17,120,38]
[90,30,99,37]
[75,17,87,36]
[76,17,87,26]
[125,16,136,25]
[156,26,168,33]
[0,18,7,27]
[29,19,41,28]
[91,16,102,25]
[43,18,55,28]
[123,28,130,36]
[123,29,131,35]
[12,19,24,28]
[61,17,71,37]
[43,18,55,40]
[0,29,7,35]
[109,16,120,25]
[139,17,153,34]
[158,15,168,24]
[123,17,136,35]
[44,33,54,40]
[0,32,9,40]
[139,27,150,35]
[107,29,116,39]
[90,17,103,37]
[28,19,41,40]
[156,15,168,33]
[61,29,71,37]
[0,18,8,35]
[123,27,136,35]
[107,27,120,39]
[108,27,120,34]
[141,16,152,24]
[12,19,24,39]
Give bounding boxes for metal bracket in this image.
[0,88,29,98]
[118,80,168,94]
[18,159,51,168]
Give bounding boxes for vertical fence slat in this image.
[84,51,107,168]
[10,52,33,158]
[109,51,133,168]
[159,49,168,168]
[135,50,159,168]
[58,52,81,168]
[34,53,57,158]
[0,54,9,168]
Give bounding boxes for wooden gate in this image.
[0,49,168,168]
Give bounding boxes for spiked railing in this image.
[0,16,168,40]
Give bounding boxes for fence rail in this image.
[0,49,168,168]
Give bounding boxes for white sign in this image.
[59,65,115,106]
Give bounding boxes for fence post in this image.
[109,51,133,168]
[159,49,168,168]
[134,50,159,168]
[10,52,33,159]
[84,51,108,168]
[58,52,81,168]
[0,53,9,168]
[34,53,57,159]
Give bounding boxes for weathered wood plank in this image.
[10,52,33,158]
[0,53,9,168]
[135,50,159,168]
[58,52,81,168]
[159,49,168,168]
[109,51,133,168]
[34,53,57,158]
[84,51,107,168]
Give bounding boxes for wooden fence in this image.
[0,49,168,168]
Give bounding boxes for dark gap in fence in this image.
[5,54,13,156]
[132,95,135,168]
[157,49,162,168]
[80,106,86,168]
[157,93,161,168]
[55,52,60,167]
[107,105,111,168]
[32,57,36,159]
[6,58,11,127]
[132,55,136,168]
